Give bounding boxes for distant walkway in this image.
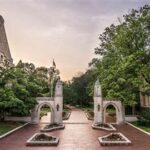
[64,108,89,124]
[0,108,150,150]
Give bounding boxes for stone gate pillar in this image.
[31,107,38,124]
[54,80,63,124]
[94,80,103,124]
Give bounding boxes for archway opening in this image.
[104,104,117,124]
[38,104,52,124]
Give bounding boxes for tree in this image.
[63,70,96,107]
[91,5,150,109]
[0,60,52,119]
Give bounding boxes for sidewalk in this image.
[64,108,89,124]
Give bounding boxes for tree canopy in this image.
[90,5,150,106]
[0,60,59,119]
[63,5,150,108]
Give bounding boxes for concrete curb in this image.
[127,122,150,136]
[0,122,29,139]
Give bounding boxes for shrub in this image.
[137,111,150,127]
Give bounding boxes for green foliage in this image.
[40,107,50,118]
[0,60,50,118]
[90,5,150,107]
[132,121,150,133]
[63,81,77,105]
[63,70,96,106]
[0,121,24,136]
[62,5,150,109]
[138,111,150,127]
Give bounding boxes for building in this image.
[0,15,13,67]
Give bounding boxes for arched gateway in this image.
[94,80,125,124]
[31,80,63,124]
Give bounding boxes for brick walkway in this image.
[0,109,150,150]
[64,108,89,123]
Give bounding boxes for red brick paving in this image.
[0,108,150,150]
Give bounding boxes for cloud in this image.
[0,0,149,80]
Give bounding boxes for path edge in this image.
[0,122,29,139]
[127,122,150,136]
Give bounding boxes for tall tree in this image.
[91,5,150,108]
[0,60,52,119]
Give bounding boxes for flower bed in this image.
[98,133,131,146]
[63,110,71,120]
[26,133,59,146]
[92,123,116,131]
[40,123,65,132]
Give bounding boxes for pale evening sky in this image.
[0,0,149,80]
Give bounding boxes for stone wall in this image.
[5,116,31,122]
[125,116,138,122]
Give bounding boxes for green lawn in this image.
[0,121,23,136]
[132,122,150,133]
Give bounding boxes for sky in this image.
[0,0,149,81]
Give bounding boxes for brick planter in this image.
[92,123,116,131]
[40,123,65,132]
[98,132,132,146]
[26,133,59,146]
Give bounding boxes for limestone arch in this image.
[103,103,118,124]
[36,102,54,123]
[103,101,124,124]
[93,80,125,124]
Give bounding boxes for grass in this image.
[63,108,70,112]
[0,121,24,136]
[40,107,51,118]
[81,107,94,120]
[82,107,116,113]
[41,107,51,113]
[132,121,150,133]
[82,107,93,112]
[106,108,116,113]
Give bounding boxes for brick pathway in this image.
[0,109,150,150]
[64,108,89,123]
